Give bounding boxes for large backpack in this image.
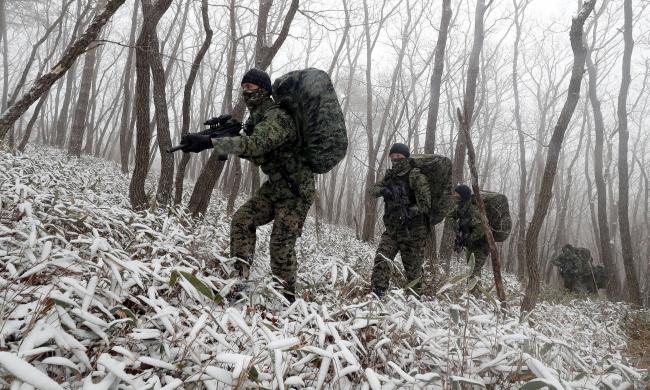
[409,154,453,225]
[272,68,348,174]
[477,191,512,242]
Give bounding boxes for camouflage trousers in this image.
[466,244,489,278]
[230,180,313,290]
[371,225,428,293]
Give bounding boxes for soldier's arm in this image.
[410,169,431,215]
[370,176,388,197]
[237,108,297,157]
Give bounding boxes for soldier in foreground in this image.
[449,184,489,293]
[182,68,314,302]
[370,143,431,298]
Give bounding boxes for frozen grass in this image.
[0,146,648,389]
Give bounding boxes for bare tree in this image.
[129,0,172,210]
[0,0,126,142]
[173,0,213,205]
[521,0,596,315]
[616,0,642,305]
[118,3,139,173]
[67,0,106,157]
[585,15,620,296]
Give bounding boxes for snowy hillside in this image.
[0,147,647,389]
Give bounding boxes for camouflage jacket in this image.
[449,200,486,249]
[238,99,315,201]
[371,163,431,229]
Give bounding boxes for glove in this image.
[182,134,213,153]
[380,187,393,200]
[213,137,244,156]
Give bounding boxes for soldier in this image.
[182,68,314,302]
[370,143,431,298]
[449,184,489,290]
[552,244,604,293]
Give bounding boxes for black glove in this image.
[380,187,393,200]
[182,134,213,153]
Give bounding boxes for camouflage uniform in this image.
[449,200,489,278]
[225,98,315,292]
[370,161,431,294]
[552,244,604,292]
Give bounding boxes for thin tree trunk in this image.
[617,0,642,305]
[67,0,104,157]
[455,0,506,304]
[118,2,139,173]
[149,32,174,206]
[0,0,126,141]
[521,0,595,315]
[586,37,620,296]
[1,0,9,111]
[174,0,213,205]
[129,0,172,210]
[513,0,529,281]
[17,92,49,152]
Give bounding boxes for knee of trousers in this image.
[231,210,256,234]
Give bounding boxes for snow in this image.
[0,146,647,389]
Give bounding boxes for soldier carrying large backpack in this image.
[370,143,452,298]
[449,184,511,294]
[182,68,347,303]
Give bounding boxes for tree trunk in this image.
[512,0,529,281]
[174,0,213,205]
[1,0,9,111]
[455,0,506,304]
[129,0,172,211]
[17,92,49,152]
[67,0,104,157]
[119,2,139,173]
[616,0,642,305]
[0,0,126,141]
[585,37,620,296]
[423,0,452,262]
[150,32,174,206]
[521,0,595,315]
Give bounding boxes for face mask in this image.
[391,158,410,174]
[243,89,270,110]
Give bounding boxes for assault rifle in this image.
[386,185,414,227]
[166,114,242,154]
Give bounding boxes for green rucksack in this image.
[477,191,512,242]
[409,154,453,225]
[272,68,348,174]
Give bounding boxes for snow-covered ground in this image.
[0,147,647,389]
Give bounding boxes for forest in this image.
[0,0,649,388]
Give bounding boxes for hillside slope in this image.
[0,147,647,389]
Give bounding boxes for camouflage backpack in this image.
[477,191,512,242]
[409,154,453,225]
[272,68,348,174]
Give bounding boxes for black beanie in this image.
[389,143,410,158]
[454,184,472,202]
[241,68,272,93]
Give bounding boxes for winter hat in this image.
[241,68,272,93]
[389,143,410,158]
[454,184,472,202]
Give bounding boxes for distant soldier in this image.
[552,244,605,293]
[449,184,489,291]
[370,143,431,298]
[182,68,314,302]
